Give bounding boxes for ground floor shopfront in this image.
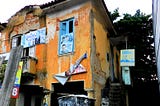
[12,81,95,106]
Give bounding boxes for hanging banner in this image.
[36,27,46,44]
[11,61,23,98]
[59,33,74,55]
[21,32,35,48]
[21,27,46,48]
[120,49,135,66]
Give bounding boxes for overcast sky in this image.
[105,0,152,16]
[0,0,152,23]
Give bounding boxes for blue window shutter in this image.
[59,18,74,55]
[66,21,69,34]
[60,22,67,35]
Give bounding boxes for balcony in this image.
[21,56,37,83]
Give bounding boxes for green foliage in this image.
[0,64,6,83]
[110,8,120,21]
[110,9,156,81]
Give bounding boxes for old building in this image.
[0,0,120,106]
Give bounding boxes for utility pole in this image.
[120,36,135,106]
[0,46,23,106]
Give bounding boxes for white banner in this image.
[21,27,46,48]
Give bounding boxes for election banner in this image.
[21,27,46,48]
[11,61,23,98]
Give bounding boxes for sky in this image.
[0,0,152,23]
[105,0,152,16]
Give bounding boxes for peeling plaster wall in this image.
[0,1,118,105]
[90,1,119,105]
[0,7,47,87]
[44,2,118,106]
[91,14,111,106]
[10,15,40,37]
[46,2,93,90]
[0,26,12,53]
[0,32,7,53]
[0,6,44,52]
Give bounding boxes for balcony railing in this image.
[21,56,38,74]
[21,56,37,83]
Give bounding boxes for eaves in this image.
[41,0,89,15]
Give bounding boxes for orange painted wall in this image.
[45,2,93,90]
[91,1,119,105]
[0,31,10,53]
[0,1,120,106]
[0,2,120,104]
[92,13,111,106]
[0,11,48,86]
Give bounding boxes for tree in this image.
[111,9,157,82]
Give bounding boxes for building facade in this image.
[0,0,120,106]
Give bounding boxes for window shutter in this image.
[59,18,74,55]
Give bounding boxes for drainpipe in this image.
[110,45,115,82]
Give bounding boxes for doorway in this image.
[51,81,87,106]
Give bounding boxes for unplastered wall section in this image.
[0,31,10,53]
[1,7,47,86]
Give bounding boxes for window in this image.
[12,35,21,48]
[69,20,73,33]
[23,48,29,57]
[22,46,35,57]
[59,18,74,55]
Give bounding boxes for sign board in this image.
[120,49,135,66]
[122,67,131,85]
[72,64,86,74]
[11,61,23,98]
